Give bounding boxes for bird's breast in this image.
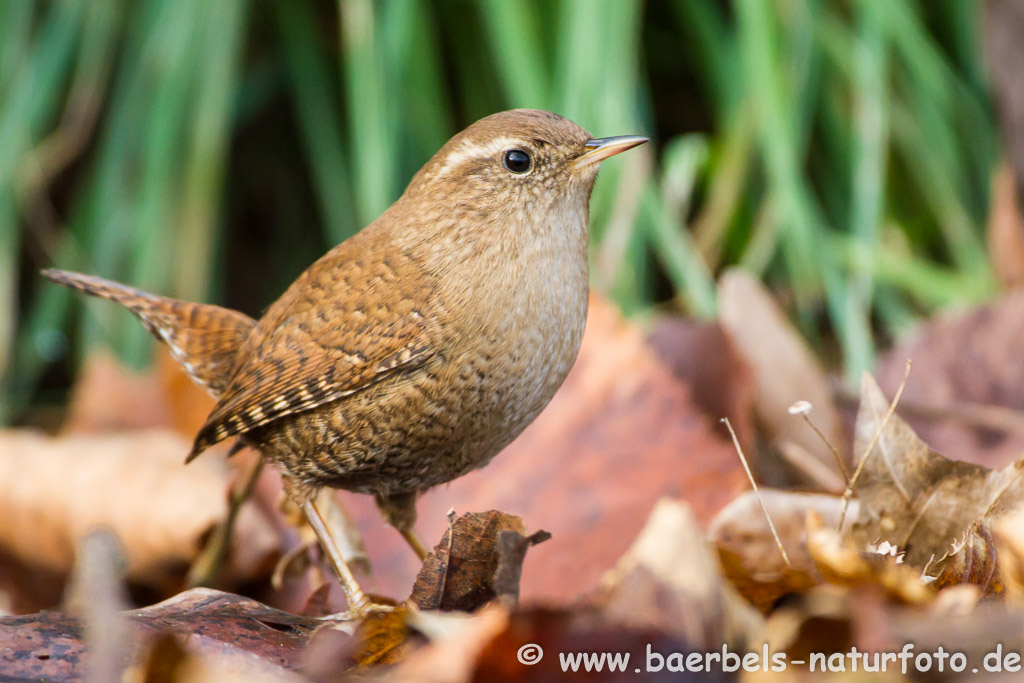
[435,204,590,464]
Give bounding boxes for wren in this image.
[43,109,647,616]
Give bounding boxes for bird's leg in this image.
[300,499,383,619]
[375,491,430,561]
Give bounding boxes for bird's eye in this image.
[502,149,532,174]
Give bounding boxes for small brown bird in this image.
[43,109,646,616]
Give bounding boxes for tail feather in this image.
[42,269,256,397]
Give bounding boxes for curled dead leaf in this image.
[411,511,529,612]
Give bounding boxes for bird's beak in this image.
[572,135,649,169]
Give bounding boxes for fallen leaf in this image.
[391,501,764,681]
[718,269,848,483]
[710,490,858,611]
[411,511,527,612]
[0,430,278,591]
[597,498,763,649]
[876,289,1024,469]
[851,375,1024,580]
[0,588,319,681]
[350,608,415,670]
[384,606,509,683]
[646,317,757,451]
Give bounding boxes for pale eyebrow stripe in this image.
[436,136,526,176]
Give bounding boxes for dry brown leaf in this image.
[0,430,278,589]
[393,500,759,681]
[385,607,509,683]
[349,608,415,670]
[0,588,318,681]
[851,375,1024,586]
[710,490,858,611]
[646,317,757,451]
[718,269,848,483]
[354,293,748,605]
[876,290,1024,469]
[598,498,763,649]
[411,511,527,612]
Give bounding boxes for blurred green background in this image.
[0,0,1002,424]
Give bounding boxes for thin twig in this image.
[837,361,912,531]
[721,417,791,567]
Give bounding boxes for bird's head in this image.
[406,109,647,218]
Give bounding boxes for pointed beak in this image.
[572,135,649,169]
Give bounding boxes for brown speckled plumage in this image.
[44,109,646,536]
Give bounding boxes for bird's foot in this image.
[322,602,400,623]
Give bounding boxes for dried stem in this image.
[837,361,912,531]
[721,417,791,567]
